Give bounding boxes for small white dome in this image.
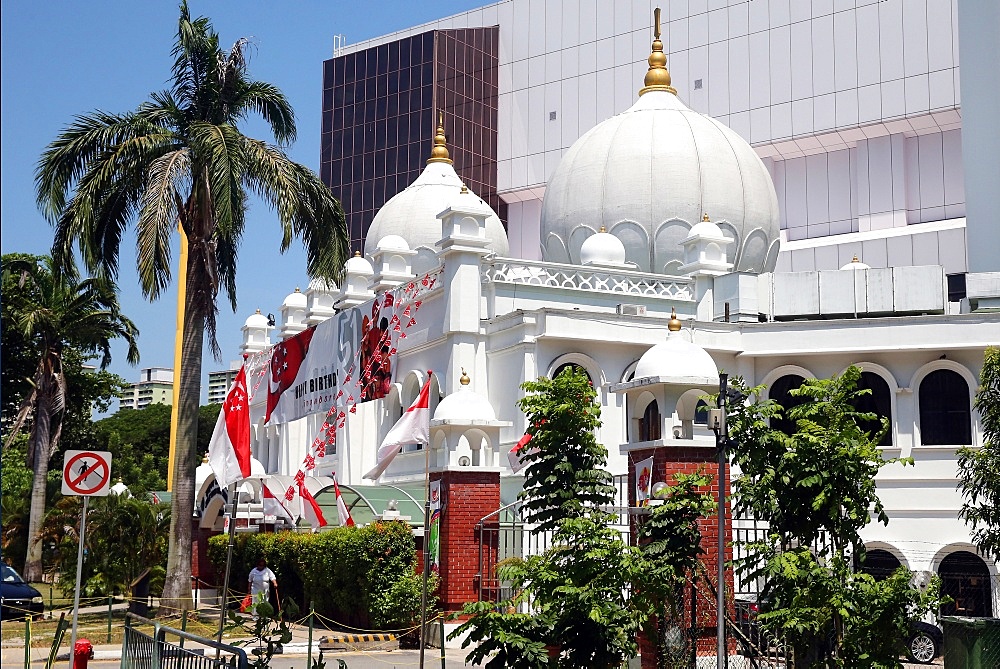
[685,218,729,242]
[345,252,374,276]
[110,478,130,497]
[282,287,307,309]
[634,315,719,383]
[434,385,497,422]
[376,235,410,252]
[580,228,628,266]
[840,256,871,270]
[244,310,269,329]
[364,121,508,275]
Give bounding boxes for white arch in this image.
[546,352,607,387]
[620,359,640,383]
[861,541,911,571]
[909,360,979,447]
[759,365,816,393]
[930,543,998,577]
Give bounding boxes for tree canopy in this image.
[957,346,1000,562]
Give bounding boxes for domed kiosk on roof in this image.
[364,116,509,276]
[540,14,780,275]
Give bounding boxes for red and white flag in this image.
[262,482,294,522]
[208,365,252,489]
[364,373,432,480]
[265,327,315,424]
[299,481,328,529]
[334,477,355,527]
[507,432,533,474]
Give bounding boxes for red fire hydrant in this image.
[73,638,94,669]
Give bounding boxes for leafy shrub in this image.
[208,520,421,630]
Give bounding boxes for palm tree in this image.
[35,2,348,611]
[2,255,140,582]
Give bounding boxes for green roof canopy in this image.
[313,482,426,528]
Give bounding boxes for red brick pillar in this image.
[627,446,734,668]
[433,470,501,613]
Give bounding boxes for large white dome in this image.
[540,31,779,275]
[365,123,509,276]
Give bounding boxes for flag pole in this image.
[217,483,238,654]
[418,428,432,669]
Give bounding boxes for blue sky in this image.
[1,0,488,406]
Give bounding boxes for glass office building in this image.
[321,27,502,252]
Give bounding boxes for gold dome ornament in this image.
[427,111,453,165]
[639,8,677,96]
[460,368,471,385]
[668,307,682,332]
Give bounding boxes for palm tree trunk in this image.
[23,380,53,583]
[160,252,206,615]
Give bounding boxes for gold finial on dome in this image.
[202,454,209,463]
[427,111,453,164]
[703,213,710,222]
[354,250,362,257]
[460,183,469,194]
[851,255,860,263]
[256,308,262,314]
[460,368,470,385]
[639,8,677,96]
[599,225,607,233]
[668,307,682,332]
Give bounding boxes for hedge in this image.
[207,520,421,630]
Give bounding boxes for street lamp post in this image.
[712,373,729,669]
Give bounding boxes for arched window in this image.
[639,400,661,442]
[851,372,893,446]
[553,362,591,383]
[939,551,993,617]
[919,369,972,446]
[768,374,806,436]
[856,548,902,581]
[694,399,709,426]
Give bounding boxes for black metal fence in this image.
[121,612,248,669]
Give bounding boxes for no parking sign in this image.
[61,450,112,497]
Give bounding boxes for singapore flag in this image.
[207,365,252,489]
[364,373,431,480]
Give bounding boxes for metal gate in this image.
[121,612,248,668]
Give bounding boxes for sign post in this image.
[61,450,112,669]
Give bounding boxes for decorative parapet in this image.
[482,257,693,301]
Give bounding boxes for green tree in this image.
[727,367,939,668]
[633,472,717,669]
[516,369,616,532]
[1,255,138,582]
[453,368,641,668]
[36,2,348,610]
[957,346,1000,562]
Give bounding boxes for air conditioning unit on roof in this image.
[616,304,647,316]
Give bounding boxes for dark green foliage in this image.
[1,253,138,580]
[207,521,422,630]
[516,367,616,532]
[727,367,940,668]
[957,346,1000,562]
[634,472,717,669]
[729,366,892,555]
[452,367,641,668]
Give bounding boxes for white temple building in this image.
[199,12,1000,624]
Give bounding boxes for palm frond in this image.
[137,148,191,298]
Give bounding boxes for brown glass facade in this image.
[321,27,501,252]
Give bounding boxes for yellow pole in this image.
[167,224,188,491]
